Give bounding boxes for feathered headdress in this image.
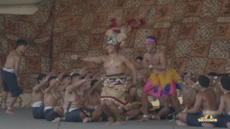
[106,18,145,51]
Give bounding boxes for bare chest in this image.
[146,54,160,65]
[104,57,124,68]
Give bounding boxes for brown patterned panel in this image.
[124,31,136,48]
[174,0,187,3]
[34,23,48,38]
[19,21,35,39]
[93,12,108,28]
[194,22,215,41]
[153,28,169,45]
[200,0,221,17]
[141,0,156,6]
[8,40,17,54]
[18,74,29,89]
[51,53,59,69]
[123,8,139,23]
[178,23,197,39]
[66,16,81,31]
[219,0,230,16]
[56,69,70,75]
[36,41,50,57]
[61,37,76,52]
[134,47,146,58]
[58,2,72,16]
[172,2,187,21]
[184,1,203,17]
[72,51,87,68]
[171,58,187,73]
[165,42,176,59]
[83,0,100,13]
[5,18,19,35]
[25,57,41,74]
[112,0,127,9]
[214,23,230,40]
[205,59,227,74]
[47,7,53,19]
[86,67,101,75]
[73,0,84,2]
[18,15,33,22]
[190,41,211,57]
[0,54,6,68]
[155,5,173,22]
[88,34,104,50]
[53,32,65,38]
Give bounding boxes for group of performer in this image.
[1,35,230,128]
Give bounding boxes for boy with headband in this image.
[133,36,181,122]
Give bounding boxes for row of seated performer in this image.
[30,66,230,128]
[1,39,229,127]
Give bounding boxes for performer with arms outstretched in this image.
[71,28,137,125]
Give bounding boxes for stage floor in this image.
[0,108,219,129]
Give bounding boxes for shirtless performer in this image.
[124,56,143,76]
[118,89,141,121]
[32,73,52,119]
[207,72,223,105]
[202,75,230,128]
[71,29,137,125]
[148,96,175,120]
[83,79,106,122]
[207,72,218,88]
[44,74,64,121]
[181,71,198,109]
[64,73,101,122]
[133,36,181,122]
[60,74,71,106]
[1,39,27,114]
[176,75,218,126]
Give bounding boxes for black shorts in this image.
[213,114,230,127]
[33,104,45,119]
[44,108,61,121]
[1,69,23,97]
[186,111,203,126]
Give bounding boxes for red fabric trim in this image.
[100,96,129,106]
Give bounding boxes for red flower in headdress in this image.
[113,29,121,33]
[139,19,145,26]
[131,25,138,31]
[109,18,117,28]
[126,19,133,25]
[111,18,116,23]
[109,22,117,28]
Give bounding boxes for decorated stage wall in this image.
[1,0,230,106]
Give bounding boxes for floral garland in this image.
[106,18,145,51]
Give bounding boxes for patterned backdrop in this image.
[1,0,230,106]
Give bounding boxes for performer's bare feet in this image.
[53,117,61,122]
[202,123,214,127]
[96,117,102,122]
[125,116,129,121]
[150,114,160,120]
[176,120,187,126]
[83,118,90,123]
[1,105,7,111]
[227,122,230,128]
[137,117,149,122]
[5,109,16,114]
[112,121,124,125]
[105,121,114,125]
